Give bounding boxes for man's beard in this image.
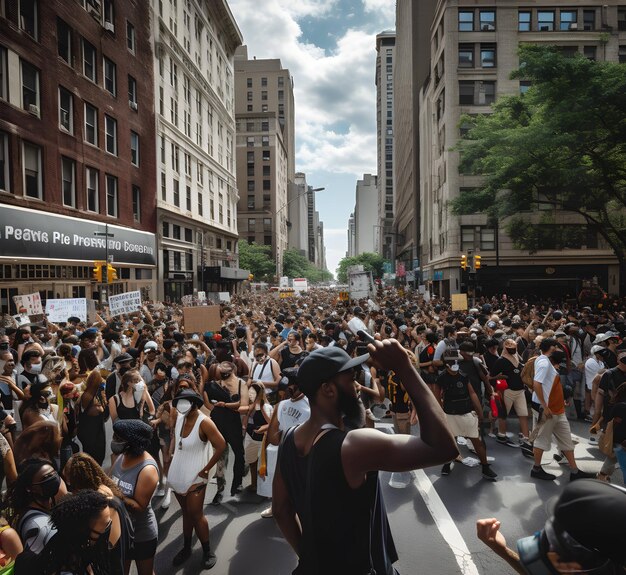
[337,386,365,430]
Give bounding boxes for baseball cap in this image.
[297,347,369,398]
[114,352,134,364]
[590,345,605,355]
[549,480,626,566]
[144,341,158,351]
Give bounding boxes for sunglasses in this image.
[255,354,265,360]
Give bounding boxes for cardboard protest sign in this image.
[108,291,142,316]
[13,293,43,315]
[183,306,221,333]
[451,293,469,311]
[46,299,88,322]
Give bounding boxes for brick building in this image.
[0,0,157,311]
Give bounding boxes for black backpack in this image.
[442,375,473,415]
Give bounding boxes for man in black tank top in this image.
[274,341,458,575]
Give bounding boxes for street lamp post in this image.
[271,186,325,279]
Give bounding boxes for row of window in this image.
[458,8,603,32]
[0,132,141,220]
[246,194,271,210]
[246,76,285,88]
[244,218,272,233]
[245,235,273,247]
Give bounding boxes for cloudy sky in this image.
[229,0,396,277]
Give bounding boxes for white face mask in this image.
[450,364,460,373]
[133,381,146,403]
[170,367,179,380]
[29,362,42,374]
[176,399,192,415]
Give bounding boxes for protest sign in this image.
[451,293,469,311]
[46,298,87,322]
[13,293,43,315]
[183,306,221,333]
[108,291,142,316]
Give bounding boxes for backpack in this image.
[521,356,538,390]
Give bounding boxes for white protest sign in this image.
[46,298,88,322]
[197,291,207,302]
[13,293,43,315]
[108,290,142,316]
[218,292,231,303]
[293,278,308,293]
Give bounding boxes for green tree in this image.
[238,241,275,281]
[336,252,385,283]
[283,248,333,283]
[451,45,626,289]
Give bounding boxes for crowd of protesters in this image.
[0,286,623,573]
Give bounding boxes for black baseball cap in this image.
[297,347,369,398]
[549,479,626,566]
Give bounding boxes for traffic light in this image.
[474,255,482,270]
[461,254,467,270]
[92,263,102,282]
[107,264,118,282]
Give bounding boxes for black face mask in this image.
[221,372,232,380]
[32,473,61,500]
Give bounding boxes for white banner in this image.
[293,278,308,293]
[108,290,142,316]
[46,298,88,322]
[13,293,43,315]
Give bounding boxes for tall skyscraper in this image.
[375,31,396,262]
[152,0,245,300]
[234,46,296,278]
[354,174,378,255]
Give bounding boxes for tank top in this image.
[279,427,397,575]
[114,394,141,420]
[168,412,211,495]
[251,359,276,385]
[111,457,158,543]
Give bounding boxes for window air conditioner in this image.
[61,111,69,124]
[104,22,115,33]
[569,23,578,30]
[29,104,40,116]
[129,101,138,111]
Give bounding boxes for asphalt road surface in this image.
[132,414,611,575]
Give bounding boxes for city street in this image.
[147,417,605,575]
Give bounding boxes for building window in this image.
[261,91,267,101]
[162,222,169,238]
[261,120,269,131]
[160,172,166,201]
[263,218,271,232]
[247,194,255,210]
[278,76,284,87]
[186,185,191,211]
[171,143,179,172]
[84,103,98,146]
[458,44,473,68]
[459,80,495,105]
[537,10,555,31]
[247,136,255,147]
[23,142,42,199]
[518,11,531,32]
[0,47,6,101]
[619,46,626,64]
[126,21,136,52]
[246,180,254,192]
[172,225,181,240]
[480,44,496,68]
[130,131,139,165]
[103,56,116,96]
[479,10,495,31]
[184,228,192,243]
[21,59,39,113]
[278,90,284,101]
[61,156,75,207]
[520,80,532,95]
[103,0,114,26]
[197,163,203,185]
[247,164,254,177]
[247,91,253,102]
[198,192,203,215]
[173,179,179,206]
[246,77,252,88]
[560,10,577,31]
[105,174,118,216]
[248,218,256,232]
[584,46,597,61]
[461,227,474,252]
[0,133,8,192]
[480,228,496,250]
[132,185,140,221]
[128,75,137,107]
[57,18,71,63]
[19,0,38,39]
[262,165,270,177]
[184,153,191,176]
[262,150,270,161]
[58,86,73,133]
[261,77,267,86]
[262,135,269,147]
[104,115,117,155]
[263,194,270,209]
[86,167,98,212]
[583,10,596,31]
[82,39,97,82]
[458,10,474,31]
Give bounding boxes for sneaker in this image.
[261,507,273,518]
[161,488,171,510]
[496,434,520,448]
[553,451,568,465]
[482,464,498,481]
[531,467,556,481]
[441,462,452,476]
[584,415,593,423]
[211,491,223,506]
[467,443,477,454]
[570,469,596,481]
[202,550,217,570]
[456,436,467,446]
[172,547,192,566]
[589,436,598,445]
[520,442,534,458]
[155,487,166,497]
[230,485,243,497]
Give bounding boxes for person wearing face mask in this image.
[139,341,160,387]
[248,344,281,404]
[0,350,24,414]
[20,380,59,431]
[16,349,43,391]
[204,362,249,503]
[477,480,626,575]
[6,458,66,558]
[110,419,159,575]
[77,370,108,466]
[167,390,225,569]
[105,353,135,401]
[108,370,155,425]
[436,357,498,480]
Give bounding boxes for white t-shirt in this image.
[276,396,310,431]
[531,354,557,404]
[584,357,604,390]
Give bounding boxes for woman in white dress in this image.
[168,389,225,570]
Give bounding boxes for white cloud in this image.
[362,0,396,22]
